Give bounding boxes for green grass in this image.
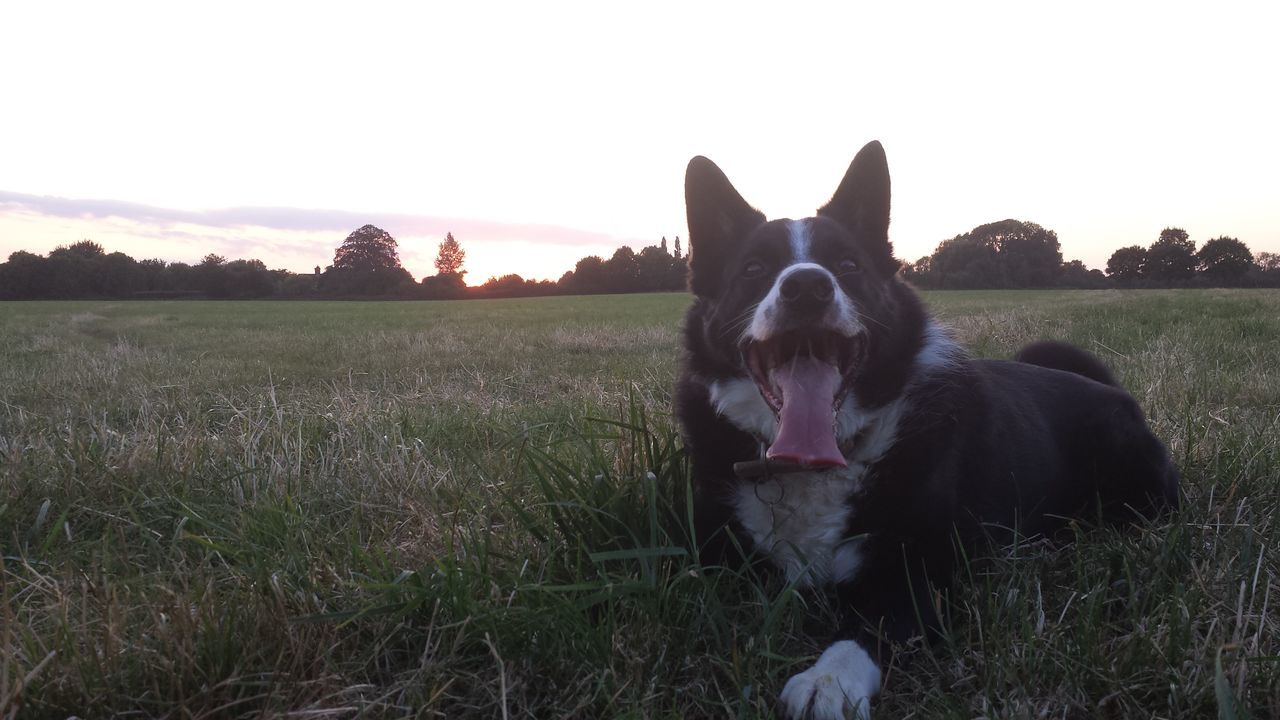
[1,290,1278,718]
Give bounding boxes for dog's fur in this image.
[674,141,1178,719]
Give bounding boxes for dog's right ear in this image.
[685,156,765,297]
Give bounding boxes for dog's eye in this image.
[742,260,766,278]
[837,259,860,275]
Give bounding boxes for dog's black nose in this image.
[779,268,834,312]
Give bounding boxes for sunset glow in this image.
[2,2,1278,284]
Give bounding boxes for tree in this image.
[99,251,141,297]
[986,220,1062,287]
[46,240,109,297]
[1196,236,1253,285]
[0,250,50,299]
[923,220,1060,288]
[223,259,275,297]
[197,253,230,297]
[901,256,933,287]
[1257,251,1280,288]
[419,270,467,299]
[668,254,689,290]
[50,239,105,260]
[929,232,999,288]
[673,236,683,260]
[165,262,198,294]
[603,246,641,292]
[476,273,534,298]
[1142,227,1196,284]
[637,244,674,291]
[563,255,606,294]
[333,224,401,271]
[322,264,414,296]
[1060,259,1108,288]
[1106,245,1147,281]
[435,232,465,275]
[137,258,168,292]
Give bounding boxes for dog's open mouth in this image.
[744,331,862,468]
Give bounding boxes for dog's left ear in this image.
[819,140,897,275]
[685,156,766,297]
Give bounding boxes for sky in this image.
[2,2,1278,284]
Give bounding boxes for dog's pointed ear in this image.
[819,140,897,275]
[685,155,765,297]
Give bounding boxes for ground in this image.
[1,290,1277,718]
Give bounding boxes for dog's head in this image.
[685,141,917,468]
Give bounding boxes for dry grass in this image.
[1,290,1278,719]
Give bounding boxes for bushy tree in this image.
[99,252,141,297]
[419,270,467,299]
[929,233,999,288]
[563,255,606,294]
[901,256,933,287]
[323,225,411,296]
[50,239,106,260]
[1142,227,1196,284]
[472,273,559,299]
[333,224,401,271]
[223,259,276,297]
[923,220,1060,288]
[987,220,1063,287]
[45,239,109,297]
[1060,260,1108,288]
[603,246,641,293]
[322,265,414,296]
[637,245,673,291]
[1106,245,1147,281]
[0,251,50,299]
[1196,236,1253,284]
[196,254,230,297]
[1257,251,1280,288]
[137,259,168,292]
[166,262,198,294]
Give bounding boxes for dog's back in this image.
[1015,339,1118,387]
[985,340,1178,525]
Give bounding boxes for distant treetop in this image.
[434,232,466,276]
[333,224,401,271]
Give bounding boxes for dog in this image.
[674,141,1178,719]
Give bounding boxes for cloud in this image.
[0,190,639,248]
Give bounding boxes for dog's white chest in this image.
[733,465,866,586]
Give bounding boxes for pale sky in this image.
[2,2,1278,284]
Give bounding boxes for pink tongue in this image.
[766,356,847,467]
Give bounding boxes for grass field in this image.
[2,290,1278,719]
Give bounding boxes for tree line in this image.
[2,220,1277,301]
[903,220,1278,289]
[0,226,691,300]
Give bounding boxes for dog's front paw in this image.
[779,640,880,719]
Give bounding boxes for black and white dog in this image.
[675,141,1178,719]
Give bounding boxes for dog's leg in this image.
[779,639,879,720]
[779,541,947,719]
